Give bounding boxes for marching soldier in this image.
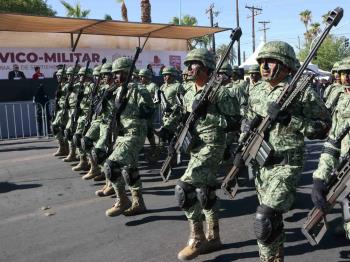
[312,58,350,239]
[244,41,330,261]
[52,68,69,157]
[323,61,341,101]
[248,64,261,86]
[103,57,154,217]
[324,62,343,113]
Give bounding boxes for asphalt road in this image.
[0,138,349,262]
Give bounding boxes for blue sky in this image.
[47,0,350,61]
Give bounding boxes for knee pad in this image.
[64,129,72,140]
[72,133,82,148]
[254,204,283,244]
[103,160,121,182]
[91,148,107,165]
[195,186,217,210]
[121,166,140,186]
[174,180,196,210]
[81,136,94,152]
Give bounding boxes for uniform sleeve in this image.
[137,86,154,119]
[215,86,240,117]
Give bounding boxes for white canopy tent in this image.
[239,40,265,71]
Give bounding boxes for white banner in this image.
[0,48,187,79]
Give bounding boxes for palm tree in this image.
[216,44,236,64]
[141,0,151,23]
[299,10,312,32]
[104,14,113,20]
[322,12,330,24]
[116,0,128,22]
[309,22,321,38]
[60,0,90,18]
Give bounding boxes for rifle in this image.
[154,89,171,113]
[82,74,101,136]
[70,61,90,134]
[159,27,242,182]
[53,64,66,118]
[329,91,342,116]
[105,47,142,155]
[221,7,343,199]
[302,126,350,245]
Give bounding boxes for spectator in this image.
[32,66,45,80]
[33,84,51,136]
[8,64,26,80]
[53,64,63,80]
[147,64,154,76]
[159,65,165,76]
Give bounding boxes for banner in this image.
[0,48,187,79]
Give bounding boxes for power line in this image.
[206,3,220,54]
[258,21,270,42]
[245,5,262,52]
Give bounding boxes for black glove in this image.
[192,98,208,117]
[311,178,328,211]
[267,102,291,126]
[154,126,173,141]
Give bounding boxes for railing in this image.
[0,101,53,140]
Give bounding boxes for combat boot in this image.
[82,159,100,180]
[95,183,115,197]
[72,155,89,172]
[53,139,66,157]
[105,187,131,217]
[93,173,105,181]
[63,143,77,162]
[259,246,284,262]
[202,218,222,253]
[123,189,147,216]
[177,220,207,261]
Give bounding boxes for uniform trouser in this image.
[74,113,88,156]
[106,126,146,193]
[52,109,68,140]
[180,132,225,222]
[255,164,303,258]
[64,108,75,141]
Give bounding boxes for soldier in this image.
[323,62,341,101]
[160,48,240,261]
[217,62,233,87]
[82,63,115,197]
[324,62,343,114]
[154,66,184,142]
[52,68,69,156]
[312,58,350,239]
[248,64,261,86]
[71,67,94,172]
[139,68,159,161]
[244,41,331,261]
[103,57,154,217]
[231,65,249,117]
[62,67,80,162]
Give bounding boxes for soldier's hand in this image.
[311,179,328,211]
[267,102,291,126]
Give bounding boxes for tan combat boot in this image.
[72,155,90,171]
[93,173,105,181]
[177,220,207,261]
[202,218,222,253]
[95,180,115,197]
[105,187,131,217]
[63,143,77,162]
[123,189,147,216]
[82,158,100,180]
[53,139,66,157]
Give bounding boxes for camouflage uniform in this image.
[248,64,262,90]
[313,59,350,239]
[230,65,249,117]
[323,62,340,100]
[52,69,69,156]
[103,57,154,217]
[246,41,331,261]
[166,48,240,261]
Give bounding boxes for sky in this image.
[47,0,350,61]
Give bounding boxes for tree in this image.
[141,0,151,23]
[216,44,236,64]
[170,15,210,50]
[299,10,312,31]
[298,35,350,71]
[322,12,330,24]
[104,14,113,20]
[116,0,128,22]
[60,0,90,18]
[0,0,56,16]
[309,22,321,38]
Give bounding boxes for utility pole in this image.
[206,3,219,54]
[245,5,262,52]
[236,0,241,65]
[258,21,270,43]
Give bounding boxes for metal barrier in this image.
[0,101,50,140]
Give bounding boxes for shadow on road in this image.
[0,181,42,193]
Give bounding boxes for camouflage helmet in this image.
[78,67,93,76]
[56,69,63,76]
[112,57,132,73]
[184,48,216,70]
[338,58,350,72]
[218,62,233,76]
[161,66,178,76]
[256,41,297,71]
[331,62,340,73]
[93,65,102,76]
[100,62,112,74]
[248,64,260,74]
[66,66,76,75]
[139,68,153,79]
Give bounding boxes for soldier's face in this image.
[57,75,62,82]
[187,61,209,80]
[103,73,111,84]
[250,72,260,83]
[140,76,148,84]
[259,58,288,83]
[114,71,127,84]
[79,75,84,82]
[67,74,73,82]
[217,72,230,84]
[340,71,350,86]
[164,74,173,84]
